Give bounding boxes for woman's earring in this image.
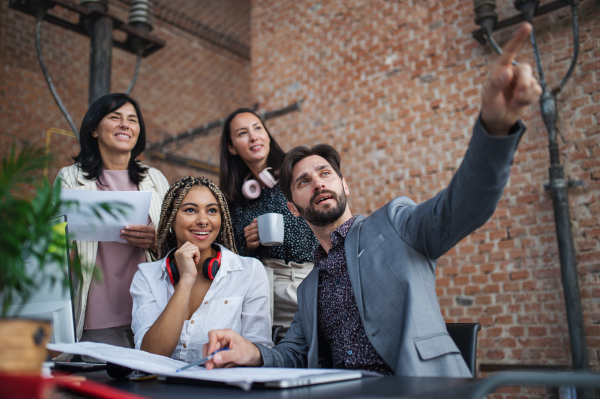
[169,226,173,234]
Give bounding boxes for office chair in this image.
[446,322,481,377]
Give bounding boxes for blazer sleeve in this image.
[388,117,525,260]
[240,259,274,348]
[254,276,313,368]
[256,308,309,368]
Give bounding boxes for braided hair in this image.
[156,176,237,259]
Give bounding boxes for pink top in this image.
[84,170,150,330]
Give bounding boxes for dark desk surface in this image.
[84,370,477,399]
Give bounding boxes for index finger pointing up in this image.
[498,23,532,66]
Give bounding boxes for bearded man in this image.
[202,23,542,377]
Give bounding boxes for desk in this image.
[82,370,600,399]
[84,371,476,399]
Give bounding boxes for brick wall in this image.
[0,0,252,186]
[250,0,600,392]
[3,0,600,395]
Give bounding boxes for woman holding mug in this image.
[220,109,318,336]
[130,176,272,360]
[55,93,170,350]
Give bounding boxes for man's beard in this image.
[294,189,347,227]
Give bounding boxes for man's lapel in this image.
[345,215,365,321]
[303,269,319,338]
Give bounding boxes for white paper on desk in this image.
[60,189,151,242]
[48,342,358,391]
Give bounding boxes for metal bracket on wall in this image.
[471,0,571,44]
[145,99,305,174]
[9,0,165,57]
[544,179,584,192]
[147,152,220,175]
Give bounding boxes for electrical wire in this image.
[35,16,79,137]
[555,4,579,94]
[125,53,141,95]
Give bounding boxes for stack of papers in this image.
[48,342,361,391]
[60,190,152,243]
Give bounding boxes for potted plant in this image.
[0,143,123,376]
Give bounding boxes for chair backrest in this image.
[272,325,284,345]
[445,322,481,377]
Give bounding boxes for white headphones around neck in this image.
[242,167,278,199]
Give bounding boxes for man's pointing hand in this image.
[480,23,543,136]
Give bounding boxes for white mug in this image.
[257,213,284,246]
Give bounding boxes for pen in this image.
[175,348,229,373]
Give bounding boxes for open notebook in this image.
[48,342,372,390]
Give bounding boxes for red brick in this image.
[510,270,529,280]
[486,305,503,315]
[529,326,548,337]
[6,1,600,391]
[491,272,509,282]
[475,295,493,305]
[509,326,525,336]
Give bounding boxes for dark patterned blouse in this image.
[314,215,394,375]
[229,183,318,264]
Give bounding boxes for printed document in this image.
[48,342,360,391]
[60,189,151,242]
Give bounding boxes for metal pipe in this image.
[145,100,305,171]
[88,16,112,105]
[474,1,589,392]
[146,99,304,152]
[146,151,219,174]
[525,6,591,399]
[84,1,112,106]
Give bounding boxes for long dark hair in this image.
[73,93,148,185]
[219,108,286,203]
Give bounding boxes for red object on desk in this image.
[0,372,149,399]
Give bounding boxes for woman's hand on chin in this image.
[174,241,200,281]
[121,225,158,251]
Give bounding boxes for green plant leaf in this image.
[0,142,114,317]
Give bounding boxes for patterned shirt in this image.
[314,215,394,375]
[229,183,318,264]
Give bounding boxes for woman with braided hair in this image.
[130,176,273,361]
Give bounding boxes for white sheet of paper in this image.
[48,342,355,391]
[60,189,152,242]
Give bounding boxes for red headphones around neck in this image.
[166,244,222,285]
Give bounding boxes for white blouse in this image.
[130,244,273,363]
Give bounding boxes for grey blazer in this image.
[257,118,525,377]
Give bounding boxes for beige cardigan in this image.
[54,164,170,345]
